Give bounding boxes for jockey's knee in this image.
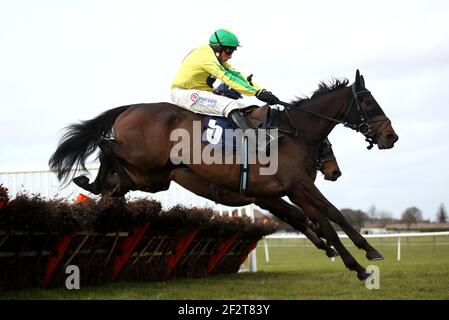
[222,100,247,117]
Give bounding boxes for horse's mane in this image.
[292,78,349,106]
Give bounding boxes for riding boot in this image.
[227,109,277,149]
[228,109,255,130]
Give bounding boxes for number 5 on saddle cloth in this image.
[203,83,276,154]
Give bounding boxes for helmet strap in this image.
[213,32,226,54]
[212,32,228,59]
[214,32,223,46]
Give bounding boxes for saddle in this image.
[201,106,281,153]
[213,82,281,130]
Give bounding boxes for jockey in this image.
[171,29,280,138]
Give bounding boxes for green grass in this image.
[1,236,449,299]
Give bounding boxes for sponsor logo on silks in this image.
[197,95,218,106]
[190,93,199,102]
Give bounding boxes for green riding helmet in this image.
[209,29,240,48]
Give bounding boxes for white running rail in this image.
[264,231,449,261]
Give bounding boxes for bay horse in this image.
[316,138,341,181]
[50,70,398,280]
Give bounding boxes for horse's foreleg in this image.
[172,169,338,257]
[325,210,383,260]
[255,198,338,258]
[293,181,382,261]
[289,184,371,280]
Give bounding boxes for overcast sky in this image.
[1,0,448,220]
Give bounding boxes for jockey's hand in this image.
[256,89,280,105]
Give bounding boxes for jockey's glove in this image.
[256,89,280,105]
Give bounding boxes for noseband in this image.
[316,151,336,171]
[343,84,390,150]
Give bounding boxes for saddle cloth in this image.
[201,116,239,153]
[201,108,279,154]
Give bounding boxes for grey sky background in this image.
[1,0,448,220]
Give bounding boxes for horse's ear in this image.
[355,69,361,89]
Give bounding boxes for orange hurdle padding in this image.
[207,234,240,275]
[75,193,92,204]
[165,229,199,278]
[112,223,151,280]
[42,234,75,288]
[41,194,92,287]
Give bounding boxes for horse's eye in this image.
[365,99,373,106]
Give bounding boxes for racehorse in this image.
[316,137,341,181]
[50,70,398,280]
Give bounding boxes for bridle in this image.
[278,84,391,150]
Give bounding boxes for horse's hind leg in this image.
[73,151,111,195]
[98,139,137,196]
[255,198,338,258]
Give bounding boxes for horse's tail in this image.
[49,105,130,184]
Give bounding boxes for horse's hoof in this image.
[73,176,90,188]
[326,248,339,258]
[366,250,384,261]
[357,271,372,281]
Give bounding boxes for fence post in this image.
[264,238,270,262]
[247,205,257,272]
[397,237,401,261]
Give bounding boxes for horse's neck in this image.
[280,87,348,145]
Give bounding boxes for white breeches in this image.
[170,88,247,117]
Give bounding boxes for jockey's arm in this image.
[202,58,263,96]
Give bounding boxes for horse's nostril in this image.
[386,133,398,143]
[333,171,342,179]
